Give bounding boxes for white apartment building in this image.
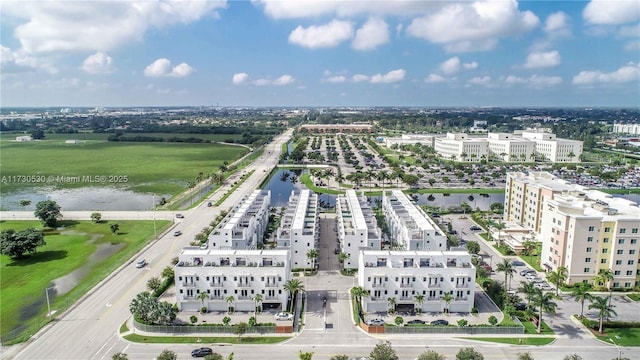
[358,250,475,313]
[382,190,447,251]
[520,130,582,163]
[434,133,489,162]
[175,249,291,312]
[208,190,270,250]
[613,123,640,135]
[275,190,319,269]
[539,191,640,288]
[487,133,536,162]
[383,134,436,148]
[336,190,383,269]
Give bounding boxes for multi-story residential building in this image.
[275,190,319,269]
[336,190,383,269]
[520,129,582,163]
[382,190,447,251]
[358,250,475,313]
[207,190,270,250]
[487,132,536,162]
[539,190,640,288]
[175,249,290,312]
[434,133,489,162]
[613,123,640,135]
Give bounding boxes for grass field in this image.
[1,132,245,142]
[0,219,170,344]
[0,139,248,195]
[123,333,290,344]
[595,327,640,347]
[462,337,555,345]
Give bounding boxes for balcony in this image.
[371,283,385,288]
[182,282,197,287]
[237,282,251,288]
[455,297,468,301]
[399,283,413,288]
[456,283,467,288]
[210,282,224,287]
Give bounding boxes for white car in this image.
[274,312,294,321]
[135,259,147,268]
[366,318,385,326]
[200,243,208,250]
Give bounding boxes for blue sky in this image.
[1,0,639,108]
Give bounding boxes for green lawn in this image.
[462,337,555,346]
[627,293,640,302]
[595,328,640,347]
[521,254,542,271]
[0,140,248,195]
[299,173,344,195]
[123,333,290,344]
[0,219,170,344]
[1,132,245,142]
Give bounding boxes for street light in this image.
[609,337,622,360]
[45,285,57,318]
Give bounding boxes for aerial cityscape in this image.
[1,1,640,360]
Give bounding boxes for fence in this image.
[133,319,280,334]
[384,324,524,335]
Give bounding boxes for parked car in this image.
[511,260,526,266]
[199,243,208,250]
[430,319,449,326]
[175,213,184,219]
[448,230,458,235]
[515,303,527,311]
[135,259,147,268]
[406,319,426,325]
[470,225,482,231]
[367,318,385,326]
[173,230,182,236]
[274,312,294,321]
[191,347,213,358]
[520,269,536,276]
[334,247,341,254]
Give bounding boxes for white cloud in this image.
[468,76,492,86]
[370,69,406,83]
[544,12,571,37]
[352,18,389,51]
[352,74,369,82]
[573,62,640,84]
[144,58,194,78]
[273,74,295,85]
[424,74,448,83]
[463,61,478,70]
[440,57,461,75]
[0,45,43,73]
[326,75,347,83]
[81,52,116,74]
[523,50,561,69]
[288,20,353,49]
[583,0,640,25]
[406,1,539,52]
[504,74,562,87]
[4,1,227,54]
[254,1,442,19]
[253,74,295,86]
[232,73,250,85]
[504,75,526,85]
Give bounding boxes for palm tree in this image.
[414,294,425,314]
[571,283,593,319]
[284,279,305,313]
[226,295,235,314]
[253,294,263,318]
[306,248,319,272]
[387,296,397,314]
[338,252,349,268]
[518,281,537,307]
[197,292,209,312]
[496,259,515,291]
[588,296,617,333]
[441,292,453,314]
[531,288,557,333]
[493,221,506,246]
[547,266,568,296]
[595,268,614,308]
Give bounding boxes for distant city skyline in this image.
[1,0,639,108]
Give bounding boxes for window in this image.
[585,257,591,263]
[631,239,637,244]
[588,226,595,231]
[616,260,622,265]
[624,282,631,288]
[618,239,625,244]
[604,227,611,233]
[584,268,590,273]
[602,248,608,254]
[604,238,610,243]
[601,259,607,264]
[630,250,636,255]
[626,271,633,276]
[587,237,594,242]
[619,228,626,234]
[586,247,592,253]
[614,270,621,275]
[628,260,635,265]
[613,282,619,288]
[632,228,638,234]
[617,249,624,255]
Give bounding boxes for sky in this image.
[1,0,639,108]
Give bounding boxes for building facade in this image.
[382,190,447,251]
[358,250,475,313]
[434,133,489,162]
[208,190,270,250]
[275,190,319,269]
[336,190,383,269]
[175,249,291,312]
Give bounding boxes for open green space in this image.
[405,188,505,194]
[123,333,290,344]
[627,293,640,302]
[0,219,170,344]
[300,173,344,195]
[595,328,640,347]
[0,140,248,195]
[1,132,246,142]
[462,337,555,346]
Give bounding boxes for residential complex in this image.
[335,190,383,269]
[358,250,475,313]
[174,248,290,312]
[207,190,270,250]
[382,190,447,251]
[275,190,320,269]
[613,123,640,135]
[504,171,640,288]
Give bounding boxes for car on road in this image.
[135,259,147,268]
[274,312,294,321]
[406,319,426,325]
[520,269,536,276]
[511,260,526,266]
[173,230,182,236]
[430,319,449,326]
[366,318,385,326]
[191,347,213,358]
[175,213,184,219]
[448,230,458,235]
[470,225,482,231]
